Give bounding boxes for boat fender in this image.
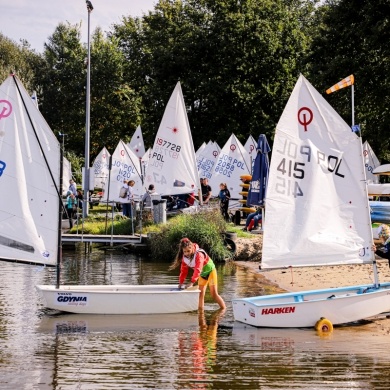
[315,317,333,333]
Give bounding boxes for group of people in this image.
[200,177,232,222]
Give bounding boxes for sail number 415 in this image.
[276,158,304,198]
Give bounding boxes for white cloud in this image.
[0,0,156,52]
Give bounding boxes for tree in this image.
[112,0,316,148]
[308,0,390,161]
[37,22,86,156]
[88,28,141,157]
[0,33,43,92]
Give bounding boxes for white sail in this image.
[128,125,145,160]
[209,134,251,199]
[244,135,257,158]
[214,141,221,153]
[262,75,373,269]
[144,82,200,196]
[195,142,206,157]
[0,75,60,266]
[141,147,152,179]
[92,146,111,191]
[363,141,380,184]
[101,140,143,201]
[244,134,257,173]
[62,156,72,195]
[196,141,220,180]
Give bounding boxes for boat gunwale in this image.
[232,282,390,307]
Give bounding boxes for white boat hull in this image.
[36,284,200,314]
[232,283,390,328]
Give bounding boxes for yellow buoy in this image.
[315,317,333,333]
[239,183,250,189]
[239,191,248,196]
[239,207,256,214]
[240,174,252,182]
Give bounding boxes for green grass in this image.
[69,213,134,235]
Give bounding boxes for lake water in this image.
[1,247,390,389]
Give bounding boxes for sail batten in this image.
[262,75,372,269]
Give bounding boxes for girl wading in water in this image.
[169,238,226,310]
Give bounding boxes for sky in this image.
[1,0,157,53]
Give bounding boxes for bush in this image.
[149,209,232,262]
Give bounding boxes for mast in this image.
[56,148,64,288]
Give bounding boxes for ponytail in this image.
[168,238,193,270]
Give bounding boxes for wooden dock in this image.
[62,233,144,244]
[61,234,150,252]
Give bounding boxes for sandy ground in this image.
[234,234,390,292]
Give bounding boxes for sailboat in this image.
[144,82,200,198]
[100,139,144,201]
[232,75,390,328]
[127,125,146,160]
[196,141,220,180]
[0,74,199,314]
[91,146,111,193]
[208,134,251,199]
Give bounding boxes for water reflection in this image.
[1,250,390,389]
[176,309,226,389]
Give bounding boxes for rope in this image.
[289,266,294,285]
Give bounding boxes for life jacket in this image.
[183,246,215,277]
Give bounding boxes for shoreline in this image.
[235,258,390,293]
[233,235,390,292]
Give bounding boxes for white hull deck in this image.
[232,283,390,328]
[36,284,200,314]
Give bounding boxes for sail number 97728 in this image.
[275,158,304,198]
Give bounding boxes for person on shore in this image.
[373,223,390,267]
[69,179,77,196]
[141,184,157,209]
[120,180,135,217]
[119,180,129,216]
[169,237,226,310]
[201,178,212,204]
[218,183,230,221]
[65,191,76,228]
[243,207,262,232]
[76,190,83,210]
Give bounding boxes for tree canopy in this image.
[1,0,389,163]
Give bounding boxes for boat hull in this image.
[36,284,200,314]
[232,283,390,328]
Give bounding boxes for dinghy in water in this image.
[0,74,199,315]
[232,75,390,328]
